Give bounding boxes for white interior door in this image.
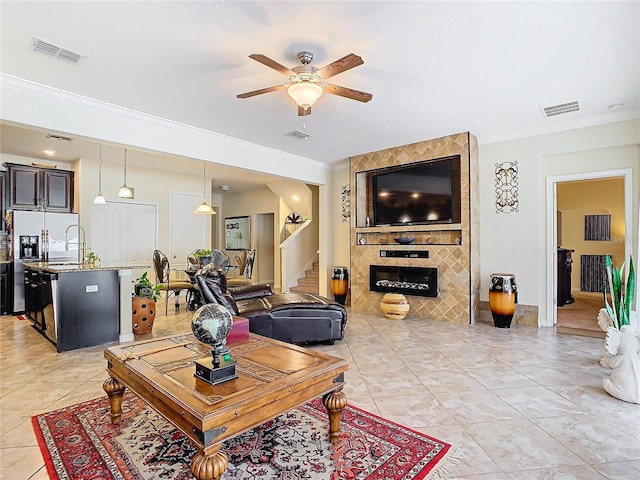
[91,201,157,266]
[170,192,206,269]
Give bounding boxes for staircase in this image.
[289,261,319,295]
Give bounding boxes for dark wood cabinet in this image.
[4,163,74,213]
[43,169,74,211]
[557,248,575,307]
[0,172,5,233]
[0,262,12,315]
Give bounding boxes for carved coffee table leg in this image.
[191,445,228,480]
[103,377,126,424]
[322,387,348,444]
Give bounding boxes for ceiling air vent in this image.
[46,133,74,142]
[32,37,84,64]
[285,130,311,140]
[541,101,580,118]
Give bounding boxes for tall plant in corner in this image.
[603,255,635,330]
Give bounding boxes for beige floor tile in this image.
[592,460,640,480]
[416,368,487,394]
[361,370,430,398]
[0,416,38,448]
[435,390,525,424]
[493,385,580,418]
[348,396,379,415]
[423,424,502,477]
[463,365,539,390]
[504,465,608,479]
[463,419,584,471]
[27,465,51,480]
[1,308,637,479]
[532,414,640,464]
[0,446,46,479]
[375,393,459,428]
[0,410,31,437]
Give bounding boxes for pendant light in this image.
[193,162,216,215]
[117,148,134,199]
[93,144,106,204]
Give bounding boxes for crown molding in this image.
[0,73,332,180]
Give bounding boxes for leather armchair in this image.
[195,264,347,345]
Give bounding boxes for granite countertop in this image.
[23,262,148,273]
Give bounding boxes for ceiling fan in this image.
[237,51,373,116]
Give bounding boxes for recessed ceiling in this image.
[0,1,638,177]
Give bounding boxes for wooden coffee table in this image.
[103,332,348,480]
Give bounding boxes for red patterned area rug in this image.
[33,392,457,479]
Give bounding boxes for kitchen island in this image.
[23,262,146,352]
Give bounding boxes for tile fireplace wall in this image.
[349,132,480,325]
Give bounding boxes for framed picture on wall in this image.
[225,216,250,250]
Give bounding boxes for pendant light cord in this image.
[98,144,102,192]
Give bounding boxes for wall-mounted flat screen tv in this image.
[371,155,461,226]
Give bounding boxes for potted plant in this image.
[86,250,100,268]
[193,248,213,266]
[133,271,160,302]
[598,255,637,331]
[132,272,161,334]
[598,255,639,403]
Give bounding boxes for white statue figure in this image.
[602,325,640,404]
[598,308,638,368]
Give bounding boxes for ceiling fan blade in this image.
[323,84,373,103]
[298,105,311,116]
[236,85,288,99]
[248,54,295,76]
[317,54,364,79]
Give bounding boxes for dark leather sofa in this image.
[195,265,347,344]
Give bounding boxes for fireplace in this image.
[369,265,438,298]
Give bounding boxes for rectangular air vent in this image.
[32,37,84,64]
[46,133,74,142]
[541,101,580,118]
[285,130,311,140]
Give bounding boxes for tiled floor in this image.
[1,307,639,479]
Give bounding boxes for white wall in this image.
[325,120,639,324]
[76,156,212,257]
[222,186,281,288]
[329,163,351,296]
[478,119,639,324]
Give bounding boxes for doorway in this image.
[256,213,274,284]
[546,169,633,332]
[170,192,206,270]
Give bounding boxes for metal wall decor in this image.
[495,161,519,213]
[584,214,611,241]
[341,185,350,222]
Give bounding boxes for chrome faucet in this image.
[65,224,87,265]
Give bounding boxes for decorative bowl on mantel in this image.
[394,236,415,245]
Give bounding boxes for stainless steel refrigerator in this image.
[11,210,79,313]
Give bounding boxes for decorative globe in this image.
[191,303,233,347]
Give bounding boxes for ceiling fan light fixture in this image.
[287,82,323,108]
